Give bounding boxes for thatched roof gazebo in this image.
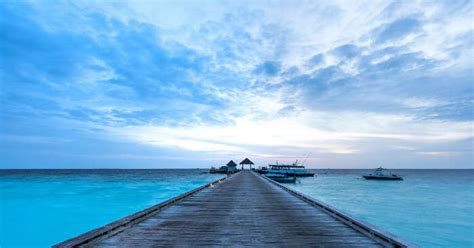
[226,160,237,167]
[226,160,238,173]
[239,158,254,170]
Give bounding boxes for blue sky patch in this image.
[0,1,472,168]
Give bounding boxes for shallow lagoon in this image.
[287,169,474,247]
[0,169,223,247]
[1,169,473,247]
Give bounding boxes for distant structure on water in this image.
[239,158,254,170]
[256,160,315,177]
[209,158,255,174]
[209,160,240,174]
[226,160,238,173]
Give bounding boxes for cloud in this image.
[374,17,422,43]
[331,44,361,59]
[254,61,281,76]
[416,151,462,157]
[0,0,472,168]
[307,53,325,67]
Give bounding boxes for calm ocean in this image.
[0,169,473,247]
[0,169,224,247]
[289,169,474,247]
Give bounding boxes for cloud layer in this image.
[0,0,473,168]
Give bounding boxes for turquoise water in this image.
[1,170,473,247]
[287,169,474,247]
[0,169,223,247]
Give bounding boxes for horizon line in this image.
[1,167,473,170]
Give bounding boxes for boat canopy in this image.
[269,165,305,169]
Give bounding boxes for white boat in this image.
[363,167,403,180]
[265,173,297,183]
[268,160,315,177]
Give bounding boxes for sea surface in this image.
[0,169,223,247]
[0,169,473,247]
[288,169,474,248]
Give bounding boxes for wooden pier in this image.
[55,170,415,247]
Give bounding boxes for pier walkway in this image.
[56,170,412,247]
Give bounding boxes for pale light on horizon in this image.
[0,0,472,169]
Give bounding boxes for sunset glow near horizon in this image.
[0,1,473,168]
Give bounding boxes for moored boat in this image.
[268,161,315,177]
[255,166,269,174]
[363,167,403,180]
[265,173,296,183]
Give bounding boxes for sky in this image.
[0,0,473,169]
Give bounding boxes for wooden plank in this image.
[259,173,418,248]
[55,170,416,247]
[53,174,233,248]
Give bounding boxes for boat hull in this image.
[269,170,315,177]
[363,176,403,180]
[285,173,315,177]
[265,174,297,183]
[268,177,296,183]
